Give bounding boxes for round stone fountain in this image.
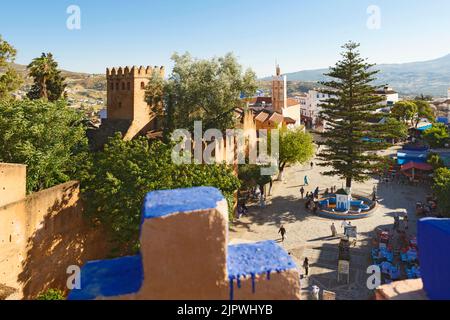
[317,188,377,220]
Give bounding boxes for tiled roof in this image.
[284,117,296,124]
[268,113,284,124]
[246,97,272,105]
[254,111,270,123]
[286,98,300,107]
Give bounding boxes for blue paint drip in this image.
[237,275,241,289]
[267,270,271,280]
[229,277,234,301]
[251,273,256,294]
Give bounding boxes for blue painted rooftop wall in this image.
[227,240,296,279]
[67,255,143,300]
[227,240,297,300]
[142,186,224,219]
[418,218,450,300]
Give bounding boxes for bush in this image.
[37,289,65,300]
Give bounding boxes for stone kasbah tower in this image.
[91,65,165,148]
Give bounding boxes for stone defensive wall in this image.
[0,163,109,299]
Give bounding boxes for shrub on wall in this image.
[37,289,65,300]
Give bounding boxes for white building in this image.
[298,89,335,129]
[375,86,399,111]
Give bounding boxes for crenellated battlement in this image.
[104,63,164,137]
[106,65,165,78]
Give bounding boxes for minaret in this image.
[271,64,286,113]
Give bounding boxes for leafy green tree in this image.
[317,42,403,189]
[432,167,450,217]
[0,99,88,192]
[423,123,449,148]
[277,126,315,179]
[414,94,433,102]
[413,100,434,128]
[0,35,22,100]
[145,52,257,138]
[37,289,65,300]
[238,164,272,190]
[27,53,66,101]
[380,117,409,142]
[391,100,434,128]
[80,133,240,252]
[428,153,445,169]
[391,101,418,125]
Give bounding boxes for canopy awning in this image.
[401,162,433,172]
[416,124,433,132]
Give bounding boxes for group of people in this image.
[300,186,320,200]
[301,185,338,200]
[301,186,327,216]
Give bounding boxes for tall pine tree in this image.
[317,42,404,189]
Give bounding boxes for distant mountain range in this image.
[263,54,450,97]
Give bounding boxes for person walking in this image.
[311,285,320,300]
[259,194,266,208]
[303,258,310,277]
[304,175,309,186]
[314,187,319,199]
[310,162,314,170]
[331,222,337,237]
[341,219,348,230]
[403,213,409,230]
[278,225,286,242]
[300,187,305,199]
[393,213,400,231]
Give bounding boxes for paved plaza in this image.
[229,147,429,300]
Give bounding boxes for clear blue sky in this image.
[1,0,449,77]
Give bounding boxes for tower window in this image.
[127,82,131,90]
[141,82,145,90]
